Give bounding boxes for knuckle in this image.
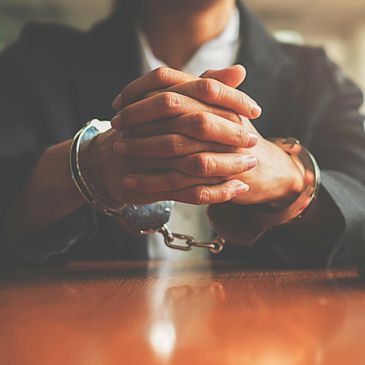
[151,66,171,83]
[197,78,222,101]
[236,127,246,145]
[194,112,212,137]
[155,92,181,112]
[164,135,184,155]
[191,154,211,176]
[191,186,210,205]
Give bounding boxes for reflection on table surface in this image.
[0,260,364,365]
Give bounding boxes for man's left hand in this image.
[112,66,305,207]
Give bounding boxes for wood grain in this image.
[0,261,364,365]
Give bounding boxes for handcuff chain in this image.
[158,225,225,254]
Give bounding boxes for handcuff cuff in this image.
[70,119,320,254]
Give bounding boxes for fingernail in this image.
[112,94,122,110]
[247,132,258,148]
[231,181,249,193]
[111,112,122,129]
[245,156,257,169]
[250,104,262,118]
[114,141,127,154]
[122,176,136,187]
[200,69,212,77]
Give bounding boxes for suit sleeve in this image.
[271,55,365,267]
[0,25,97,269]
[208,52,365,268]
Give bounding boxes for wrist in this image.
[209,138,320,246]
[87,129,119,190]
[267,137,320,220]
[263,141,305,210]
[38,141,86,207]
[70,120,127,216]
[279,153,306,206]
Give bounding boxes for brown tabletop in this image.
[0,260,364,365]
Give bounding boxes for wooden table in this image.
[0,261,364,365]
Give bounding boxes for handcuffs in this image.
[70,119,320,254]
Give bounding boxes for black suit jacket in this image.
[0,2,364,269]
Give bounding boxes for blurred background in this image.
[0,0,364,109]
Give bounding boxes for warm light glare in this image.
[148,321,176,359]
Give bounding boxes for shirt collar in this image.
[137,6,241,76]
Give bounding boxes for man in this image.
[0,0,364,269]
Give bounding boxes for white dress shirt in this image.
[136,7,241,260]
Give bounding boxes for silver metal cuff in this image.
[269,137,321,223]
[70,119,126,217]
[69,119,173,234]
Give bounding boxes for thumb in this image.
[200,64,246,88]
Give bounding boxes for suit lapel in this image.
[235,1,295,138]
